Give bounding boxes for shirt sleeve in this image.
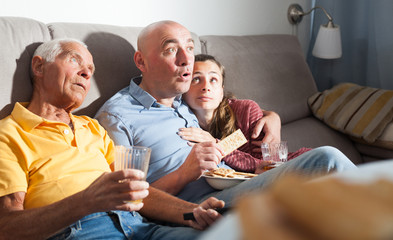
[96,111,135,147]
[102,127,116,166]
[223,150,262,173]
[0,137,28,197]
[224,99,264,172]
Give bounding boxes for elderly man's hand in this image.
[187,197,225,230]
[82,169,149,213]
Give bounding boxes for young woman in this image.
[179,54,310,174]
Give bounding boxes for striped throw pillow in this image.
[308,83,393,148]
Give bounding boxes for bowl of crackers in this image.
[202,168,257,190]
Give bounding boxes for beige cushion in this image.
[0,17,51,119]
[308,83,393,149]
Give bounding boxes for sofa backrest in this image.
[0,17,202,118]
[0,17,51,119]
[0,16,364,162]
[200,35,318,124]
[0,16,315,125]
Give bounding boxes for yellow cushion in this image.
[308,83,393,149]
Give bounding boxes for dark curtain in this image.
[307,0,393,91]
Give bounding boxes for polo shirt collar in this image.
[12,102,44,131]
[129,76,183,109]
[69,114,89,130]
[12,102,89,131]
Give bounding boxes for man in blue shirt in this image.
[96,20,357,206]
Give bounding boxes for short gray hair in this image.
[33,38,87,62]
[30,38,87,82]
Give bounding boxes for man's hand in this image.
[0,169,149,240]
[150,141,224,195]
[177,142,224,182]
[178,127,216,146]
[187,197,225,230]
[251,110,281,152]
[82,169,149,213]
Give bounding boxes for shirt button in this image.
[64,129,70,135]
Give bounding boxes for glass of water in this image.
[114,145,151,204]
[277,141,288,163]
[261,141,288,167]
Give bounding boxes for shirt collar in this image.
[129,76,156,109]
[172,95,182,109]
[12,102,43,131]
[69,114,89,130]
[129,76,183,109]
[11,102,89,131]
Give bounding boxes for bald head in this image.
[133,20,195,105]
[137,20,190,53]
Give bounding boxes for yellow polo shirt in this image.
[0,102,115,209]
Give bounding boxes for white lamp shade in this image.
[312,24,342,59]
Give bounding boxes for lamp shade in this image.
[312,24,342,59]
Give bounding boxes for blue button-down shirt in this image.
[96,77,218,201]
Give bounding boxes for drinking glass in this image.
[114,145,151,204]
[277,141,288,163]
[261,141,288,167]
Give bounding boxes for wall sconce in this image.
[287,3,342,59]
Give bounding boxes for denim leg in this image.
[47,212,130,240]
[133,222,201,240]
[48,211,200,240]
[148,226,200,240]
[201,146,357,206]
[115,211,201,240]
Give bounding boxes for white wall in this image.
[1,0,312,54]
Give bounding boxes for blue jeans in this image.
[199,146,357,206]
[47,211,200,240]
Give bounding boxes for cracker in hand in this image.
[218,129,247,156]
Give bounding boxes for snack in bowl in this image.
[204,130,252,189]
[203,168,257,190]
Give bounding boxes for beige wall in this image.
[1,0,312,54]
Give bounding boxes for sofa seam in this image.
[200,39,207,54]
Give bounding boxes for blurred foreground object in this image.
[238,175,393,240]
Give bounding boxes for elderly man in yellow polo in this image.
[0,38,224,240]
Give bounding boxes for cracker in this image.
[204,168,257,179]
[214,168,235,177]
[234,172,258,178]
[218,129,247,156]
[205,168,235,178]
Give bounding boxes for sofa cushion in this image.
[355,142,393,160]
[308,83,393,150]
[200,35,318,124]
[0,17,51,119]
[281,117,363,164]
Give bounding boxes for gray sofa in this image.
[1,16,391,165]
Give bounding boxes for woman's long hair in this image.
[194,54,237,139]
